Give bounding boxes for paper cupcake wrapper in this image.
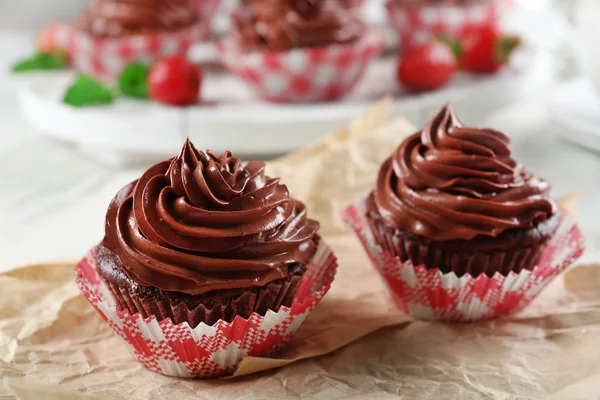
[386,0,510,48]
[43,21,213,81]
[102,265,306,328]
[75,241,337,378]
[342,197,584,322]
[366,206,551,277]
[216,29,385,102]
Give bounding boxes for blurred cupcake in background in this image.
[386,0,511,50]
[42,0,220,81]
[217,0,385,102]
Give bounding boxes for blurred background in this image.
[1,0,600,270]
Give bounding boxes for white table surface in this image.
[1,30,600,271]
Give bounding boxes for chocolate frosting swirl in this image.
[102,139,319,295]
[79,0,198,37]
[372,104,556,242]
[234,0,363,52]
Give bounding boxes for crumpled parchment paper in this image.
[1,99,597,400]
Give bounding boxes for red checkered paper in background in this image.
[75,242,337,378]
[386,0,511,48]
[216,30,385,103]
[342,198,585,322]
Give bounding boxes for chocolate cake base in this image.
[95,245,309,328]
[365,192,561,277]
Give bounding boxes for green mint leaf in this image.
[119,62,150,98]
[11,59,41,73]
[63,75,114,107]
[12,52,66,73]
[451,41,463,60]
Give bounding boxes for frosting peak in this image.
[373,104,556,241]
[102,139,319,295]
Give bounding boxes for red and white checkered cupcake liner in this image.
[342,197,585,322]
[44,9,218,81]
[216,29,385,102]
[75,241,337,378]
[386,0,511,49]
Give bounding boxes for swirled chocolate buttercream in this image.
[372,104,556,242]
[102,139,319,294]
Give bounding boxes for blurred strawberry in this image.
[397,41,457,92]
[37,23,71,62]
[149,55,202,106]
[459,25,520,74]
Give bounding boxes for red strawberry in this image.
[37,23,70,62]
[459,25,521,74]
[148,55,202,106]
[397,41,457,92]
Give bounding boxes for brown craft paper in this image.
[0,100,593,399]
[268,97,416,236]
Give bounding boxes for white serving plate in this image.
[17,46,558,165]
[13,1,565,165]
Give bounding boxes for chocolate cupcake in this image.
[216,0,384,102]
[366,104,559,277]
[49,0,218,80]
[343,104,584,322]
[96,139,320,328]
